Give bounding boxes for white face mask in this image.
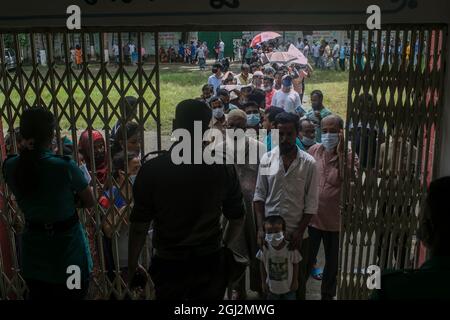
[265,232,284,247]
[322,133,339,151]
[213,107,224,119]
[129,175,137,185]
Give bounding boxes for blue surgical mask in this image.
[213,107,224,119]
[129,175,137,185]
[322,133,339,151]
[301,136,316,147]
[247,114,260,127]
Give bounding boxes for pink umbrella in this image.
[266,51,297,64]
[250,32,282,48]
[287,44,308,65]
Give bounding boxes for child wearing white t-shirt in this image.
[256,215,301,300]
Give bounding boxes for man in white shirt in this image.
[219,39,225,60]
[129,43,136,55]
[254,112,319,300]
[208,62,224,95]
[296,38,305,53]
[332,39,340,71]
[112,43,119,66]
[271,75,304,116]
[312,43,321,68]
[303,40,310,58]
[197,44,206,70]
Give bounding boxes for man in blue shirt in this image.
[305,90,332,143]
[190,41,196,64]
[339,43,347,71]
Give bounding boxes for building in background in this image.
[9,31,350,64]
[198,31,244,60]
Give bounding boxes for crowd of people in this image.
[2,38,449,301]
[187,56,352,300]
[70,42,145,68]
[66,33,425,75]
[158,35,425,74]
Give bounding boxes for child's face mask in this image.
[265,232,284,247]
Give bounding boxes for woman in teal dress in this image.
[3,107,95,300]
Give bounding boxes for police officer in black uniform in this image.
[127,99,246,300]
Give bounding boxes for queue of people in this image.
[3,61,450,302]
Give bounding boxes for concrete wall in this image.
[0,0,449,28]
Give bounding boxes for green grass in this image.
[1,65,350,136]
[305,69,349,120]
[158,68,210,135]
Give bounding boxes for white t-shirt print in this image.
[256,242,302,295]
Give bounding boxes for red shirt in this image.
[265,89,276,109]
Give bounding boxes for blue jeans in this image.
[333,57,339,70]
[199,58,206,70]
[314,56,320,68]
[267,291,296,300]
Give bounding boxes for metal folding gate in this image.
[339,24,448,299]
[0,29,161,299]
[0,25,448,300]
